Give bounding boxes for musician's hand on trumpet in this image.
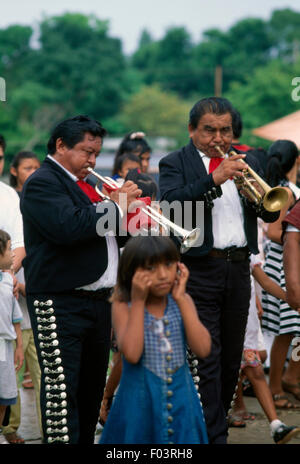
[211,152,247,186]
[108,180,143,215]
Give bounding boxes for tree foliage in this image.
[0,8,300,162]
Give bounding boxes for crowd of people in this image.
[0,97,300,446]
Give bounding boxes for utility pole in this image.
[214,65,223,97]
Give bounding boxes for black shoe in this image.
[273,424,300,444]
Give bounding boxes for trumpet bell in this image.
[180,228,201,253]
[263,187,289,213]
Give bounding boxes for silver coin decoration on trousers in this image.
[34,299,69,443]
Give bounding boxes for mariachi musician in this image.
[159,97,283,444]
[20,115,142,444]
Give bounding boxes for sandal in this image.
[22,371,34,389]
[3,432,25,444]
[228,414,246,428]
[282,380,300,402]
[273,394,300,410]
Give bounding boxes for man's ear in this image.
[55,137,68,155]
[188,124,194,138]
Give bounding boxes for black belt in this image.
[71,287,113,301]
[208,246,250,262]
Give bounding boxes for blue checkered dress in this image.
[100,294,208,444]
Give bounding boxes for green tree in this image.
[225,59,300,147]
[269,8,300,62]
[30,13,129,121]
[132,27,200,98]
[119,85,191,146]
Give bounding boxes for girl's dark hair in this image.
[113,236,180,302]
[9,151,40,187]
[125,168,157,199]
[47,115,107,155]
[0,229,11,256]
[266,140,299,187]
[189,97,235,129]
[0,134,6,152]
[232,108,243,139]
[112,132,151,175]
[114,152,141,175]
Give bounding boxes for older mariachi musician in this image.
[20,115,141,444]
[159,97,280,444]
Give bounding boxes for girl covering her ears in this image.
[99,236,210,444]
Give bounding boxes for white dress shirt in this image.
[198,151,247,249]
[47,155,119,289]
[0,181,24,250]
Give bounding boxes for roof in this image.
[252,110,300,148]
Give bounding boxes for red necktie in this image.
[76,179,102,203]
[209,157,224,173]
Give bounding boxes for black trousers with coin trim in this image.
[27,292,111,444]
[182,254,251,444]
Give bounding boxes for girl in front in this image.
[100,236,210,444]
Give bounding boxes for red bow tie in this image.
[76,180,102,203]
[208,157,224,173]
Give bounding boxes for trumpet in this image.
[214,147,288,212]
[87,167,201,253]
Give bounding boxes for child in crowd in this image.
[111,153,141,183]
[0,230,24,444]
[229,254,300,444]
[10,151,41,195]
[2,151,42,443]
[112,131,152,175]
[100,236,210,444]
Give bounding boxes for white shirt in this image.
[0,271,23,340]
[0,181,24,250]
[47,155,119,290]
[243,254,263,350]
[198,151,247,249]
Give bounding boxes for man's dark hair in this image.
[0,134,6,152]
[232,109,243,139]
[189,97,235,129]
[47,115,107,155]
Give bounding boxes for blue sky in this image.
[1,0,300,54]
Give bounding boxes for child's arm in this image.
[112,269,152,364]
[266,188,294,244]
[172,263,211,359]
[18,282,26,297]
[13,322,24,371]
[252,264,286,301]
[283,231,300,311]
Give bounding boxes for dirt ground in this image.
[11,386,300,445]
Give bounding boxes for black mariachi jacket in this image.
[159,140,279,257]
[20,157,123,293]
